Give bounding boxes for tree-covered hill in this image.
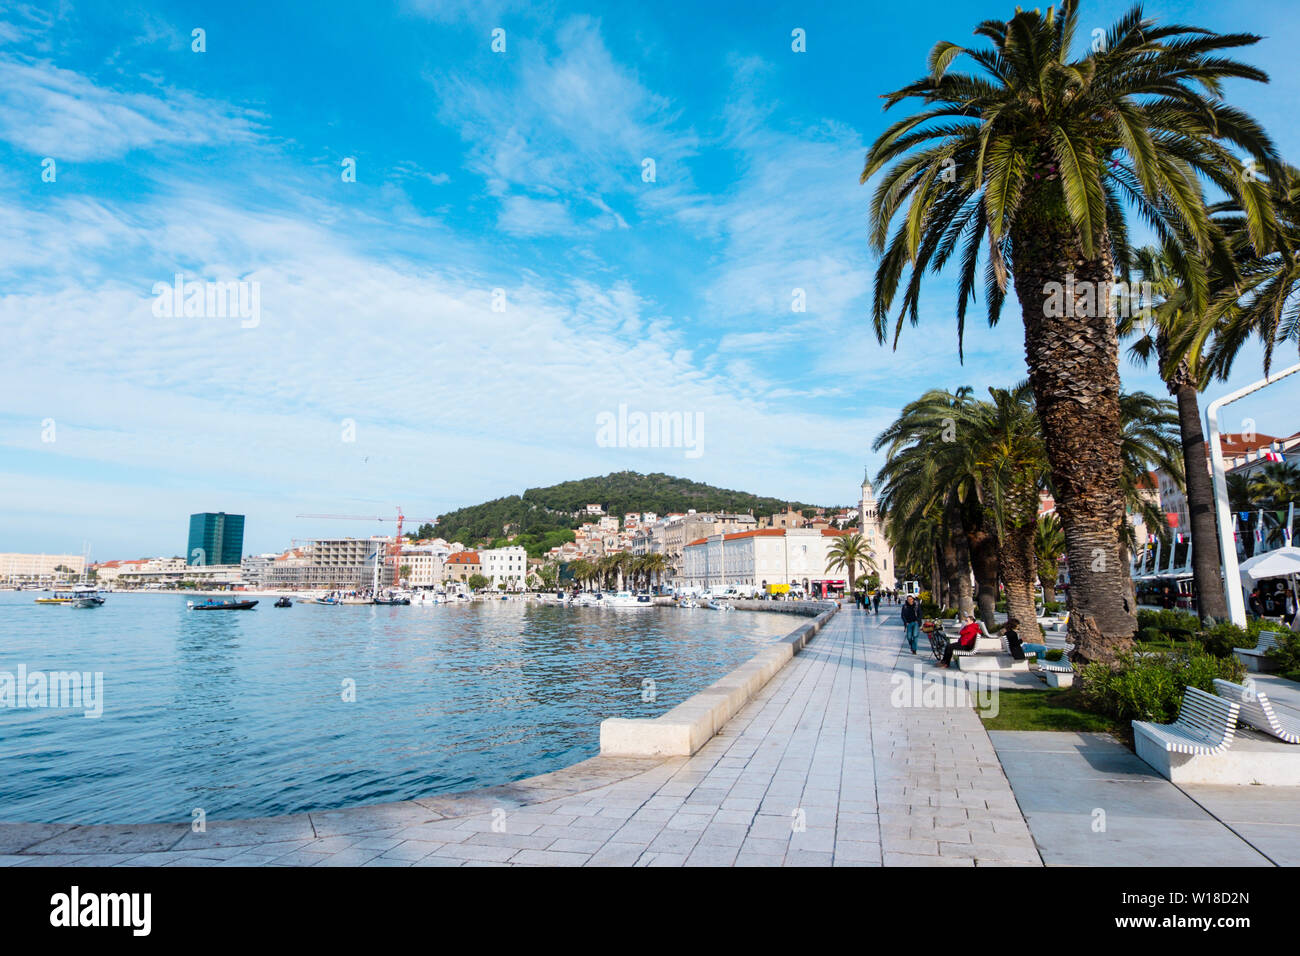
[430,471,828,546]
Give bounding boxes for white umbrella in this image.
[1237,546,1300,581]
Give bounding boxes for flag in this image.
[1264,450,1286,463]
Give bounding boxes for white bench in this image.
[1133,687,1239,756]
[1233,631,1283,672]
[1213,679,1300,744]
[953,620,1029,672]
[1036,652,1075,687]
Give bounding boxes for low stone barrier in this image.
[599,601,839,757]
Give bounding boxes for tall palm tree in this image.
[1124,245,1228,620]
[1035,514,1066,603]
[862,0,1278,659]
[825,533,877,595]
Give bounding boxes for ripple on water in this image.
[0,594,796,823]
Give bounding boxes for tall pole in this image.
[1206,362,1300,626]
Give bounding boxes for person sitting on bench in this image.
[1001,618,1024,660]
[940,614,982,668]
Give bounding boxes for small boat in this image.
[703,600,734,611]
[373,595,410,606]
[36,593,76,605]
[679,599,699,609]
[274,597,292,608]
[188,599,258,611]
[605,591,653,609]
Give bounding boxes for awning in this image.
[1237,546,1300,582]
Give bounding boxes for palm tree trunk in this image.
[1039,570,1057,604]
[968,528,999,627]
[1175,384,1228,621]
[1011,187,1135,662]
[950,529,974,616]
[1001,520,1039,637]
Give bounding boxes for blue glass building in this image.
[187,512,245,566]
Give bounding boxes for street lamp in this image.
[1206,361,1300,625]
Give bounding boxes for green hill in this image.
[429,471,827,549]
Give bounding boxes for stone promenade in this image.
[0,605,1041,867]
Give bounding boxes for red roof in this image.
[446,552,480,565]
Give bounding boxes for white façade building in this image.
[680,528,853,591]
[479,545,528,590]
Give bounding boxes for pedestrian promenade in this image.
[1,605,1041,867]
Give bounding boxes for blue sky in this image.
[2,0,1300,558]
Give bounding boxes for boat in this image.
[35,593,77,605]
[373,594,410,606]
[605,591,653,609]
[679,599,699,609]
[188,599,258,611]
[703,599,734,611]
[274,597,292,608]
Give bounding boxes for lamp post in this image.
[1206,362,1300,625]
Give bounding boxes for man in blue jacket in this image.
[900,594,921,654]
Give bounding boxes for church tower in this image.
[859,469,895,587]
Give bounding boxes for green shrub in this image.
[1136,608,1200,632]
[1266,629,1300,674]
[995,599,1007,612]
[1045,648,1064,662]
[940,606,958,620]
[1081,651,1246,725]
[1136,626,1164,645]
[1044,601,1064,614]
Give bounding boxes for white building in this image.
[400,544,447,588]
[479,545,528,590]
[680,528,851,591]
[0,553,85,583]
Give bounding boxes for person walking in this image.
[901,594,921,654]
[872,590,881,615]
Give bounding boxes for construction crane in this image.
[295,508,439,586]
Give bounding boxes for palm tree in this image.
[1192,166,1300,381]
[1117,390,1185,610]
[639,553,669,590]
[825,533,877,595]
[962,383,1047,630]
[862,0,1278,658]
[1124,245,1228,620]
[1035,514,1066,603]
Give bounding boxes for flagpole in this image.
[1206,361,1300,626]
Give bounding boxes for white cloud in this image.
[0,55,262,160]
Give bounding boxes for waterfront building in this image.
[478,545,527,590]
[401,543,448,588]
[116,557,188,588]
[680,528,850,591]
[187,512,245,566]
[0,552,86,583]
[262,537,385,590]
[661,512,756,579]
[444,550,482,584]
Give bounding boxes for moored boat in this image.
[188,599,258,611]
[274,597,292,608]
